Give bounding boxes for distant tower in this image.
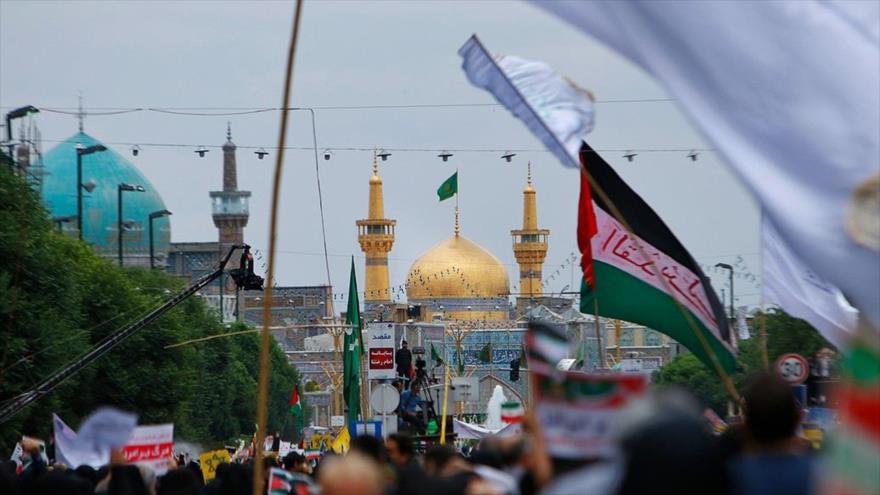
[357,150,396,309]
[210,123,251,254]
[511,163,549,300]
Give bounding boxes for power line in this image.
[1,98,675,113]
[33,137,714,155]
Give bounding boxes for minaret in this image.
[210,123,251,254]
[511,162,549,299]
[357,150,396,309]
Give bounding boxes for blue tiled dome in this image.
[41,132,171,259]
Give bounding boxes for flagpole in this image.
[580,164,741,403]
[758,212,770,370]
[593,299,605,368]
[439,359,451,444]
[454,168,460,236]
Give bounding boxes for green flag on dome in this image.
[437,172,458,201]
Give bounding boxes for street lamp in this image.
[52,215,77,233]
[714,262,735,320]
[5,105,39,161]
[76,144,107,240]
[118,183,145,266]
[148,209,172,269]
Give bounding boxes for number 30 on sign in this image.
[775,353,809,385]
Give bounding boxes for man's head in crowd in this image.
[318,453,383,495]
[350,434,385,464]
[744,372,802,446]
[283,451,311,474]
[424,444,458,476]
[386,433,413,467]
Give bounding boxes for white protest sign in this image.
[121,423,174,475]
[535,372,647,459]
[367,322,396,380]
[10,442,23,466]
[278,441,291,458]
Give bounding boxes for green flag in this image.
[430,343,444,365]
[456,348,464,375]
[343,258,362,425]
[478,342,492,363]
[574,342,585,369]
[437,172,458,201]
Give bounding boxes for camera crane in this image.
[0,244,263,425]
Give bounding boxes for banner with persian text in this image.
[535,371,646,459]
[366,322,396,380]
[121,423,174,475]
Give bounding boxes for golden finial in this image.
[372,146,379,176]
[454,206,460,237]
[527,161,532,187]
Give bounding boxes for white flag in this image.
[735,306,751,341]
[459,35,594,169]
[763,217,858,349]
[532,1,880,328]
[53,413,109,468]
[73,407,138,457]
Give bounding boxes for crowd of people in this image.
[2,373,823,495]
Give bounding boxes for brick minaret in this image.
[210,123,251,255]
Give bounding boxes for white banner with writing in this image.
[366,322,396,380]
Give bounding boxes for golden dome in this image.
[406,235,509,301]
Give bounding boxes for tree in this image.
[0,167,304,448]
[654,309,834,414]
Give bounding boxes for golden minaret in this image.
[511,162,549,298]
[357,150,396,306]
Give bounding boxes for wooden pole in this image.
[592,298,605,368]
[253,3,303,494]
[439,360,451,444]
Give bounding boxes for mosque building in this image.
[33,115,677,421]
[41,121,171,268]
[353,155,557,411]
[38,118,331,328]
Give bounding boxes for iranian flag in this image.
[288,385,302,415]
[500,401,524,424]
[578,142,734,373]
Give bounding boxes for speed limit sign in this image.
[775,353,809,384]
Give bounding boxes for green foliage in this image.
[0,167,304,448]
[654,309,834,414]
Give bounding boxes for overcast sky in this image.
[0,0,762,307]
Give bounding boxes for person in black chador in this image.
[396,340,412,380]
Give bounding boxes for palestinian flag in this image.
[288,385,302,415]
[526,321,570,375]
[577,142,734,373]
[268,467,295,495]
